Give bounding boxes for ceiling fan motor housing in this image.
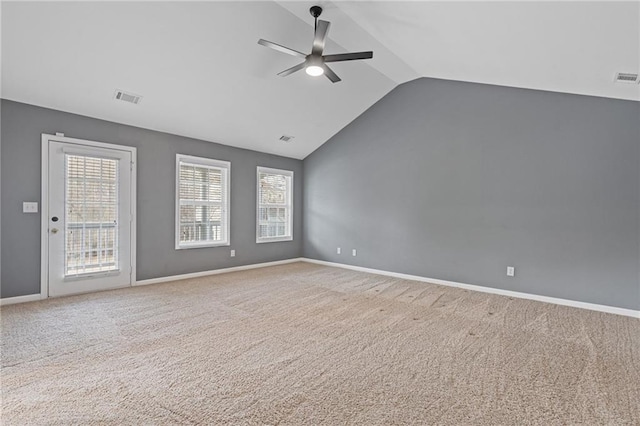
[310,6,323,18]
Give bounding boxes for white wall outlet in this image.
[230,249,236,257]
[507,266,515,277]
[23,202,38,213]
[337,247,341,254]
[352,249,357,257]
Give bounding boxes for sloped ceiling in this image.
[2,1,638,160]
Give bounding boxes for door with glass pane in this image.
[46,138,134,297]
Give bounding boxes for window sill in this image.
[256,237,293,244]
[175,242,230,250]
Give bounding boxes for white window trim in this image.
[175,154,231,249]
[256,166,294,244]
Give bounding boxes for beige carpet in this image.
[1,262,639,425]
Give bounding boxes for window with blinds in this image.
[65,154,119,276]
[257,167,293,243]
[176,154,230,249]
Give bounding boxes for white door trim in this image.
[40,133,137,299]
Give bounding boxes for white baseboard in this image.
[134,258,305,286]
[0,293,43,306]
[1,258,304,306]
[4,258,638,319]
[301,258,640,319]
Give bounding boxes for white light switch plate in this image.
[23,202,38,213]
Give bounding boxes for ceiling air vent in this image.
[614,72,640,84]
[279,135,294,143]
[114,89,143,104]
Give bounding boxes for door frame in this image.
[40,133,137,298]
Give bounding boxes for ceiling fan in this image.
[258,5,373,83]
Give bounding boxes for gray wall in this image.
[304,78,640,311]
[1,100,303,298]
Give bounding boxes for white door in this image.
[45,136,136,297]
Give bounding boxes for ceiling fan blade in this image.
[311,20,331,56]
[322,64,341,83]
[258,39,306,59]
[323,51,373,63]
[277,62,307,77]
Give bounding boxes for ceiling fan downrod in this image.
[310,5,323,32]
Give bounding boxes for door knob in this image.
[51,228,59,234]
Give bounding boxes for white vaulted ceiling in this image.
[2,1,639,159]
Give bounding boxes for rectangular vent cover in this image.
[614,73,640,84]
[114,90,142,104]
[279,135,294,142]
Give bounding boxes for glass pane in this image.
[179,160,225,245]
[179,164,222,203]
[65,154,119,276]
[257,170,291,240]
[258,207,290,239]
[180,205,196,224]
[180,224,196,243]
[259,173,288,205]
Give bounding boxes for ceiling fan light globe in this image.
[305,65,324,77]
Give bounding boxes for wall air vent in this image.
[614,72,640,84]
[279,135,295,142]
[114,89,143,104]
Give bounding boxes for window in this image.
[65,154,119,275]
[176,154,230,249]
[257,167,293,243]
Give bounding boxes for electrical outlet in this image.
[23,202,38,213]
[352,249,357,257]
[337,247,341,254]
[506,266,515,277]
[230,249,236,257]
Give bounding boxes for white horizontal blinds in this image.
[65,154,119,276]
[178,160,227,246]
[258,169,292,240]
